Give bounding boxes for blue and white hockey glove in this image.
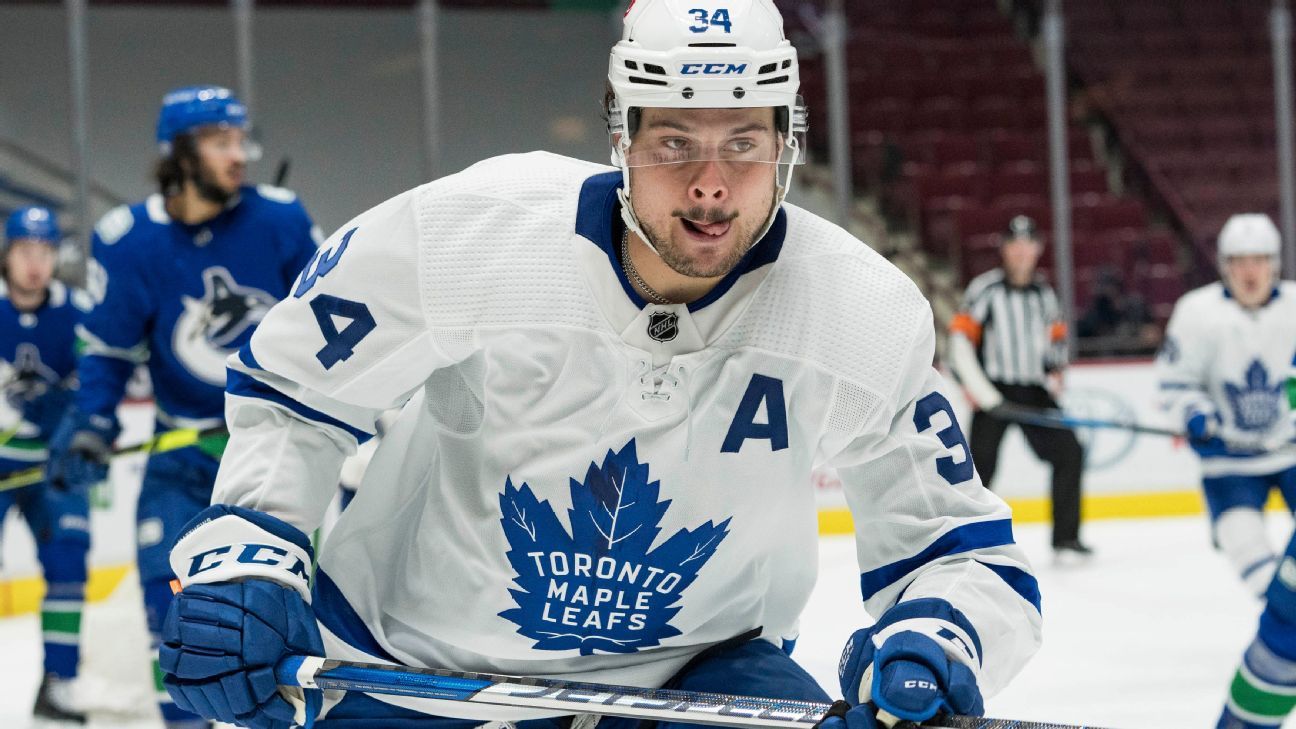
[46,410,118,494]
[160,505,324,729]
[829,599,984,727]
[1185,409,1228,457]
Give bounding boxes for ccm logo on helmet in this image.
[681,62,748,75]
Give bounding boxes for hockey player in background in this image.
[46,86,320,728]
[0,207,90,723]
[1157,213,1296,598]
[947,215,1088,560]
[159,3,1041,728]
[1218,528,1296,728]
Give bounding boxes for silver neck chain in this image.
[621,228,675,306]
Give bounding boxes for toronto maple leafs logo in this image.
[498,439,731,655]
[172,266,277,385]
[1225,360,1284,432]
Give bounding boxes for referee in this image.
[948,215,1090,559]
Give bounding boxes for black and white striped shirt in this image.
[953,269,1068,386]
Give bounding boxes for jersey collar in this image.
[1221,284,1280,307]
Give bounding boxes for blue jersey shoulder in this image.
[82,188,318,424]
[0,280,83,381]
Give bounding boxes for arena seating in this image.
[797,0,1187,325]
[1065,0,1278,258]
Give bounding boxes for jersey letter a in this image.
[721,373,788,453]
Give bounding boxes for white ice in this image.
[0,514,1286,728]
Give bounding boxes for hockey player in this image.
[1218,528,1296,728]
[1157,213,1296,598]
[0,207,90,723]
[46,86,320,728]
[160,3,1042,729]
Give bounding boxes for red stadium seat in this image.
[1089,198,1148,232]
[955,206,1011,239]
[990,166,1046,199]
[911,97,967,133]
[989,132,1042,167]
[931,134,983,169]
[1070,166,1109,196]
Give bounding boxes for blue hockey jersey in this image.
[78,185,320,429]
[0,279,89,469]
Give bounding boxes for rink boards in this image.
[0,360,1239,614]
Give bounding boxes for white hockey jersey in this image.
[210,152,1041,719]
[1157,281,1296,477]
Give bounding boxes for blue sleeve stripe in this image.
[977,561,1043,615]
[870,596,984,660]
[859,519,1016,602]
[225,368,373,444]
[238,342,263,371]
[313,569,400,664]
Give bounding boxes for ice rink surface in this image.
[0,513,1287,728]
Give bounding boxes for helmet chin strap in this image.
[616,175,792,264]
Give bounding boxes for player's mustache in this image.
[673,207,738,224]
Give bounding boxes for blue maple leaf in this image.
[1224,360,1283,432]
[498,439,732,655]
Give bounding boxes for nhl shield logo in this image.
[647,311,678,342]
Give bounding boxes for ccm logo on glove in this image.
[169,506,314,601]
[186,543,310,580]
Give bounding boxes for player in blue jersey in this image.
[0,207,92,723]
[1219,528,1296,728]
[47,85,320,729]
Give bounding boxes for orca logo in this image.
[647,311,678,342]
[173,267,277,385]
[0,344,61,434]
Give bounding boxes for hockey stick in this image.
[992,403,1182,438]
[0,424,228,494]
[274,157,291,187]
[276,655,1111,729]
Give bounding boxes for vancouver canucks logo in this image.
[1225,360,1284,432]
[0,344,57,409]
[498,439,731,655]
[173,266,277,385]
[4,344,58,392]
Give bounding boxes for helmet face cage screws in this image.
[607,0,808,253]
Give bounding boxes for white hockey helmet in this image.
[608,0,808,249]
[1217,213,1281,271]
